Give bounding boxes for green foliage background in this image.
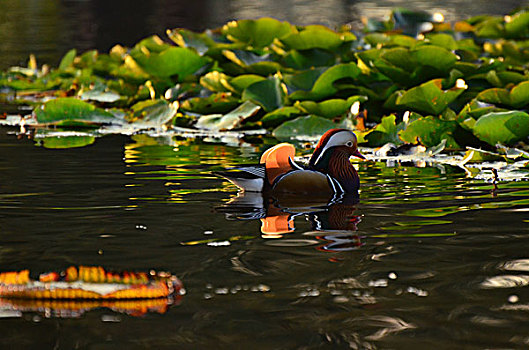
[2,8,529,150]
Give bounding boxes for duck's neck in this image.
[313,150,359,192]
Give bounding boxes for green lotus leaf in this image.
[37,135,96,149]
[127,99,178,126]
[295,96,367,119]
[289,63,361,101]
[260,106,302,128]
[476,81,529,109]
[223,50,271,66]
[399,116,460,148]
[130,45,209,80]
[222,50,283,76]
[282,49,336,70]
[472,110,529,146]
[58,49,77,71]
[242,76,285,112]
[166,28,215,55]
[179,92,239,114]
[200,71,232,93]
[280,25,355,50]
[505,11,529,39]
[475,17,504,38]
[195,100,261,131]
[35,97,117,126]
[228,74,266,93]
[396,79,466,115]
[424,33,457,50]
[80,89,121,103]
[380,48,415,72]
[222,18,293,47]
[365,115,404,146]
[364,33,391,46]
[272,115,340,140]
[388,35,417,48]
[283,68,326,92]
[411,46,457,73]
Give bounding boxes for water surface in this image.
[1,128,529,348]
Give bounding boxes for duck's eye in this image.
[345,141,354,147]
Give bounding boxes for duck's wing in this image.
[213,165,266,192]
[260,143,298,185]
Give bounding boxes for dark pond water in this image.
[2,127,529,348]
[1,0,528,70]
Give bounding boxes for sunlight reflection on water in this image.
[2,131,529,347]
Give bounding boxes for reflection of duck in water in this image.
[218,191,362,248]
[214,129,365,196]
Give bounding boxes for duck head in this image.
[309,129,364,192]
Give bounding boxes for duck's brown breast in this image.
[271,170,333,195]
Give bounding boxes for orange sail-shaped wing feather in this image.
[259,143,295,185]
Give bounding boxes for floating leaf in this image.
[58,49,77,70]
[130,45,209,80]
[166,28,215,55]
[222,18,293,47]
[505,11,529,39]
[365,115,404,146]
[242,76,285,112]
[228,74,266,93]
[472,111,529,146]
[411,46,457,73]
[195,101,261,131]
[295,96,367,119]
[35,98,117,126]
[179,92,239,114]
[399,116,460,148]
[200,71,232,93]
[396,79,466,115]
[37,136,96,149]
[476,81,529,109]
[289,63,361,101]
[282,49,336,70]
[280,25,354,50]
[261,106,302,128]
[272,115,339,140]
[128,99,178,126]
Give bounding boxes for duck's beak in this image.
[352,149,365,159]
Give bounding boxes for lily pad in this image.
[396,79,466,115]
[58,49,77,71]
[130,45,209,80]
[280,25,355,51]
[242,76,285,112]
[166,28,215,55]
[272,115,339,140]
[195,101,261,131]
[399,116,460,148]
[295,96,367,119]
[228,74,266,93]
[261,106,302,128]
[476,81,529,109]
[472,110,529,146]
[289,63,361,101]
[365,115,404,147]
[35,98,117,126]
[37,135,96,149]
[179,92,239,114]
[128,99,178,126]
[222,18,293,47]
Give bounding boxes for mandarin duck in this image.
[215,129,364,195]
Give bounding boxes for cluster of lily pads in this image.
[1,8,529,152]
